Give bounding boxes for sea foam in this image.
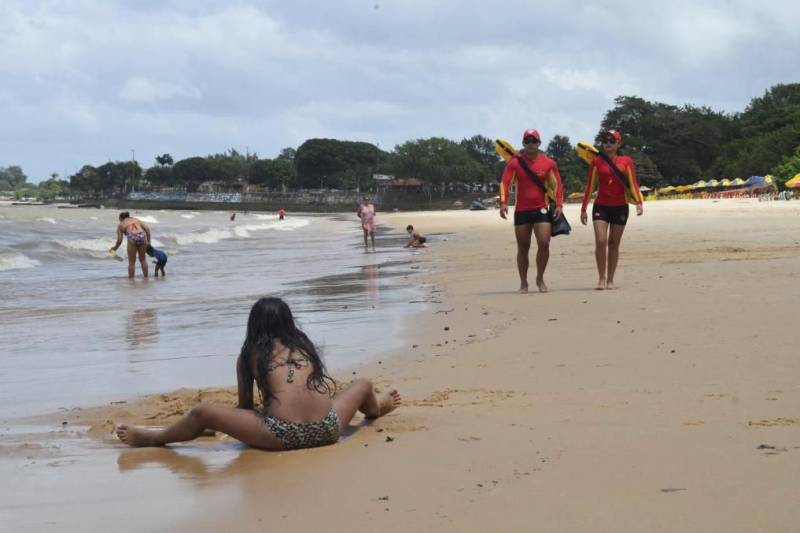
[0,252,41,271]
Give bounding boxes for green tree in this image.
[144,165,173,188]
[249,158,296,189]
[207,148,251,185]
[546,134,572,161]
[0,165,28,188]
[771,144,800,188]
[460,134,502,185]
[155,153,174,166]
[172,157,214,192]
[276,147,296,162]
[295,139,383,189]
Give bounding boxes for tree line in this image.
[3,82,800,200]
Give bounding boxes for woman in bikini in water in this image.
[117,297,401,451]
[110,211,152,278]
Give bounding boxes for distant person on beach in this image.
[145,244,168,278]
[278,208,286,220]
[109,211,152,278]
[404,225,427,248]
[357,196,376,250]
[230,212,236,221]
[580,129,644,290]
[499,129,564,293]
[117,297,401,451]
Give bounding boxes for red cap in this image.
[605,129,622,142]
[522,129,540,142]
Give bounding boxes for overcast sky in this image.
[1,0,799,182]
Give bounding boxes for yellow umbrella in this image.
[675,185,693,192]
[785,173,800,188]
[765,175,774,184]
[720,178,732,187]
[732,178,745,186]
[693,180,707,189]
[708,179,719,187]
[657,185,676,193]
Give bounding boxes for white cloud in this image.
[119,77,201,103]
[0,0,798,181]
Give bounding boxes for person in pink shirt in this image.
[356,196,376,251]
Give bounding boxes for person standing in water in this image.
[116,297,401,451]
[580,129,644,290]
[499,129,564,293]
[357,196,376,251]
[110,211,152,278]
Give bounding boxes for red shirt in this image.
[581,155,643,209]
[500,153,563,211]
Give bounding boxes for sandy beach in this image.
[3,198,800,532]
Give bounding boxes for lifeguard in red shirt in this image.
[580,129,644,290]
[499,129,564,294]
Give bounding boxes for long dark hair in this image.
[238,297,334,406]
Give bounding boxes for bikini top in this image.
[265,352,310,383]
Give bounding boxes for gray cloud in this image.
[1,0,798,181]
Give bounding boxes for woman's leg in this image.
[370,229,376,249]
[362,228,368,247]
[592,220,610,289]
[117,404,282,450]
[332,379,401,433]
[137,244,149,278]
[126,241,137,278]
[605,224,626,289]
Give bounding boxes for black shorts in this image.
[154,260,167,269]
[514,208,550,226]
[592,204,629,226]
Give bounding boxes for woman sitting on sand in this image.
[117,297,401,450]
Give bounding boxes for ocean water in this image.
[0,205,427,420]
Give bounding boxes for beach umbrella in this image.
[657,185,676,193]
[675,185,693,192]
[708,179,720,187]
[692,180,707,189]
[720,178,732,187]
[744,176,765,187]
[732,178,745,186]
[765,175,774,185]
[639,185,651,192]
[567,191,583,199]
[785,173,800,188]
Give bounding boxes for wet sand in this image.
[2,199,800,532]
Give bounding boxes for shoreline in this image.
[2,199,800,532]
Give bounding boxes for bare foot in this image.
[595,279,606,290]
[518,284,529,294]
[536,280,548,293]
[116,424,162,447]
[606,281,616,290]
[372,389,402,418]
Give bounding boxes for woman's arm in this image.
[141,221,151,244]
[110,224,123,252]
[236,356,254,410]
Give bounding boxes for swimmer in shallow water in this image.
[110,211,152,278]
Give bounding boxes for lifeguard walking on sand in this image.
[580,129,644,290]
[499,129,564,293]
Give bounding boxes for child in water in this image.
[116,297,401,451]
[145,244,168,277]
